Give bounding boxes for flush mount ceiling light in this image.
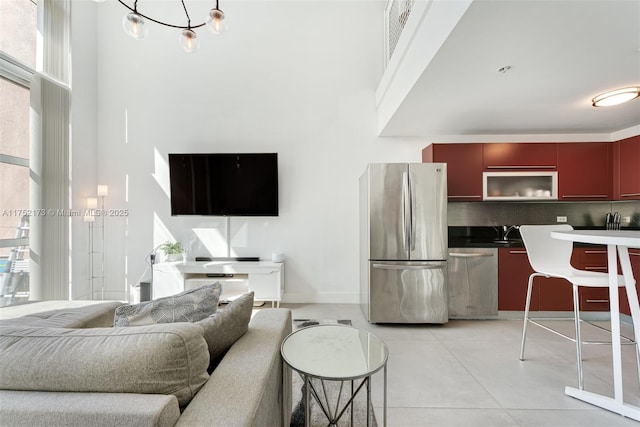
[591,87,640,107]
[117,0,227,53]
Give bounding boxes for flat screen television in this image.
[168,153,278,216]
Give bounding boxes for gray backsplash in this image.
[448,200,640,228]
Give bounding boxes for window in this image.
[0,0,37,306]
[0,0,37,69]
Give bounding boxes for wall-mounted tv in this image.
[168,153,278,216]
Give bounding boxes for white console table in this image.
[152,261,284,307]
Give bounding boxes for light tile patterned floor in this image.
[281,303,640,427]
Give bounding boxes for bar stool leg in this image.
[573,284,584,390]
[520,274,535,360]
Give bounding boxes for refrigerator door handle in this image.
[402,170,411,253]
[409,169,415,251]
[372,263,443,270]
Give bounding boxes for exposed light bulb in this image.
[122,12,148,40]
[206,8,227,34]
[179,29,200,53]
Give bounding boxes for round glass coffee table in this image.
[281,324,388,426]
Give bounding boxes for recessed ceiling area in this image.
[378,0,640,137]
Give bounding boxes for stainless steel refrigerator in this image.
[360,163,448,323]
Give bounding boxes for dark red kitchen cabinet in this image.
[423,143,483,201]
[557,143,612,201]
[619,248,640,316]
[498,248,542,311]
[499,248,534,310]
[498,247,589,312]
[483,143,557,170]
[614,136,640,200]
[574,247,610,312]
[538,250,578,311]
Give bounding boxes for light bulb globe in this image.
[179,29,200,53]
[206,8,227,34]
[122,12,148,40]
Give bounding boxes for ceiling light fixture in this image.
[117,0,227,52]
[591,87,640,107]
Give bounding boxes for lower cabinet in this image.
[574,247,610,312]
[497,246,624,312]
[498,248,573,311]
[498,248,540,311]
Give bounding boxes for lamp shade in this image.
[97,185,109,197]
[207,8,227,34]
[179,29,200,53]
[123,12,149,40]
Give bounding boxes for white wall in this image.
[71,0,427,303]
[71,0,98,300]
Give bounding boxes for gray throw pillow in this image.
[197,291,254,371]
[114,283,222,327]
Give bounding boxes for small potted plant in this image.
[159,240,184,262]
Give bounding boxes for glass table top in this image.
[281,325,388,380]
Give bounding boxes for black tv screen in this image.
[168,153,279,216]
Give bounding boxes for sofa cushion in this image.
[0,390,180,427]
[197,292,254,371]
[0,301,122,328]
[0,322,210,407]
[114,283,222,326]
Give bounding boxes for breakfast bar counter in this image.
[551,229,640,421]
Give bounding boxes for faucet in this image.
[495,225,519,241]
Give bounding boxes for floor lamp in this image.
[83,210,95,299]
[86,184,108,300]
[97,185,108,300]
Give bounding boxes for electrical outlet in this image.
[622,216,631,223]
[556,216,568,223]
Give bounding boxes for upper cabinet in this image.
[557,143,612,201]
[425,139,638,202]
[482,143,557,170]
[423,144,482,201]
[614,136,640,200]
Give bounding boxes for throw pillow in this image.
[114,283,222,327]
[197,291,254,372]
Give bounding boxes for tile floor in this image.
[280,303,640,426]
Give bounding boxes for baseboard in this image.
[282,292,359,304]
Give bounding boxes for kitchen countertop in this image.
[448,226,639,249]
[449,238,524,248]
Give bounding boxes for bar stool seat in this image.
[518,224,638,390]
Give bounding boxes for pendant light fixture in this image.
[122,9,148,40]
[591,87,640,107]
[207,0,227,34]
[116,0,227,52]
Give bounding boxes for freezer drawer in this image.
[367,261,448,324]
[447,248,498,318]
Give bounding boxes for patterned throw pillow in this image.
[114,283,222,327]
